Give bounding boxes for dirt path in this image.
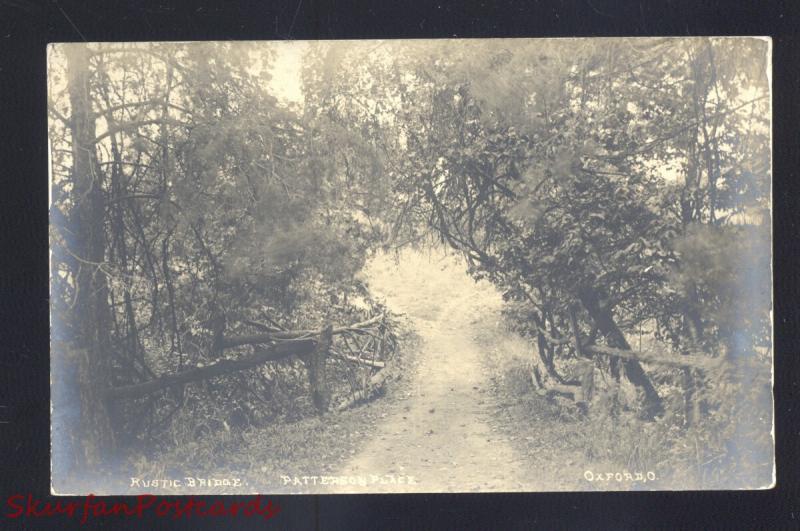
[332,249,540,493]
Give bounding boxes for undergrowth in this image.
[122,324,421,494]
[476,309,773,491]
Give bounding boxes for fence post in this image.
[568,306,594,413]
[307,324,333,413]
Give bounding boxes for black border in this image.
[1,1,798,528]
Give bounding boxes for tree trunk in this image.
[578,288,664,419]
[64,44,116,463]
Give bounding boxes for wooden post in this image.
[307,324,333,413]
[568,306,594,410]
[577,360,595,404]
[567,305,586,359]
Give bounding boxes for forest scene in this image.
[49,38,773,493]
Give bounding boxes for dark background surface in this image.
[1,0,798,528]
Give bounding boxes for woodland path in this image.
[333,249,542,493]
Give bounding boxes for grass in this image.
[473,310,773,491]
[121,326,421,495]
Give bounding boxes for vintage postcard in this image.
[49,38,773,494]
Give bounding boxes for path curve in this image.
[334,249,537,492]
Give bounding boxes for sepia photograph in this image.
[48,37,773,495]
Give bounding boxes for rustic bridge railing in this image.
[103,313,391,412]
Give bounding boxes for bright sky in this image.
[267,41,308,105]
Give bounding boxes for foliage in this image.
[49,39,772,488]
[49,42,392,456]
[310,38,772,484]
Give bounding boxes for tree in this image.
[58,43,117,464]
[310,38,770,423]
[50,43,393,469]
